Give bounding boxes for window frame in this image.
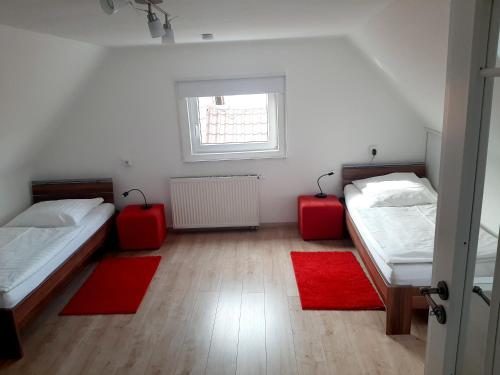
[176,77,287,162]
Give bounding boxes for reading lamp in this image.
[122,188,152,209]
[315,171,335,199]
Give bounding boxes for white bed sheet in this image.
[345,184,496,286]
[0,203,115,308]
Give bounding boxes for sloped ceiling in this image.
[0,0,450,178]
[351,0,450,131]
[0,1,450,133]
[0,24,106,175]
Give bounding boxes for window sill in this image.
[182,149,287,162]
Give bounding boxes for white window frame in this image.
[176,76,287,162]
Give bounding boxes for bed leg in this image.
[385,288,413,335]
[0,310,23,359]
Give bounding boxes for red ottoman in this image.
[298,195,344,240]
[117,204,167,250]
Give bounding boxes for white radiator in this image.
[170,175,260,229]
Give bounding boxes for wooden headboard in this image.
[342,163,426,188]
[32,179,114,204]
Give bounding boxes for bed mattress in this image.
[0,203,115,308]
[344,184,497,286]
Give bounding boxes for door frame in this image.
[456,0,500,371]
[425,0,497,373]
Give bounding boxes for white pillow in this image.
[352,172,437,207]
[420,177,438,198]
[6,198,104,227]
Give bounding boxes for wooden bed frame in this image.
[342,163,429,335]
[0,179,115,359]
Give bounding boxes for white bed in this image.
[344,181,498,286]
[0,203,115,308]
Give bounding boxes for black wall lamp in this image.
[122,188,152,209]
[315,171,335,198]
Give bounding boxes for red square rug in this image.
[60,256,161,315]
[290,251,384,310]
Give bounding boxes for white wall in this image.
[425,129,442,190]
[0,167,32,224]
[351,0,449,131]
[482,79,500,236]
[33,36,427,224]
[0,24,106,223]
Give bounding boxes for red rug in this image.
[60,256,161,315]
[290,251,384,310]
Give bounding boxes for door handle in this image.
[472,285,491,306]
[420,281,449,324]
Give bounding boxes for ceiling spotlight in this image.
[100,0,130,15]
[161,16,175,44]
[100,0,176,42]
[201,33,214,41]
[147,5,165,38]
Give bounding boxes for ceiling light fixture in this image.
[100,0,176,43]
[162,15,175,45]
[147,4,165,38]
[100,0,130,15]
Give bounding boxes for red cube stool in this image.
[298,195,344,240]
[117,204,167,250]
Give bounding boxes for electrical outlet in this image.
[369,145,378,158]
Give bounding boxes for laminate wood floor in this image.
[0,226,427,375]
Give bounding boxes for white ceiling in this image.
[352,0,450,131]
[0,0,393,46]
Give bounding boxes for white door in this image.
[425,0,500,373]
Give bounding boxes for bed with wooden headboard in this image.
[0,179,115,360]
[342,163,429,335]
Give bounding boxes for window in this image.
[176,77,286,162]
